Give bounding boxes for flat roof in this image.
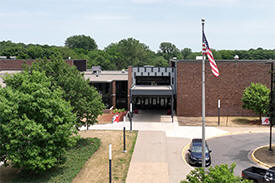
[84,71,128,82]
[174,59,275,63]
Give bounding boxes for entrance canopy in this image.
[131,85,172,96]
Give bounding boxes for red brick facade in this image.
[0,59,35,70]
[0,59,74,70]
[176,61,272,116]
[2,59,272,117]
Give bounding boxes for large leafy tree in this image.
[158,42,182,61]
[181,48,192,59]
[0,71,77,172]
[87,49,116,70]
[181,163,251,183]
[105,38,161,69]
[242,82,270,121]
[65,35,97,51]
[28,57,105,129]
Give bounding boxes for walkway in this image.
[80,118,271,183]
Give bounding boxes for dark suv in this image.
[187,138,212,167]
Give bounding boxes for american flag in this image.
[202,32,219,77]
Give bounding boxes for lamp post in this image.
[268,61,274,151]
[129,88,133,131]
[266,61,274,152]
[109,144,112,183]
[218,99,221,126]
[123,116,127,152]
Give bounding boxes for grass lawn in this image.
[73,130,138,183]
[1,130,138,183]
[2,137,100,183]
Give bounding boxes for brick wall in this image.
[0,59,75,70]
[0,59,35,70]
[176,61,272,116]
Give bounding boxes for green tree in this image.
[158,42,181,61]
[0,71,77,172]
[149,56,169,67]
[105,38,156,69]
[27,45,44,59]
[87,50,116,70]
[181,163,252,183]
[28,57,105,129]
[181,48,192,59]
[242,82,270,121]
[65,35,97,50]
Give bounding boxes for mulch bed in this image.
[254,145,275,167]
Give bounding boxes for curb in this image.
[251,145,274,168]
[181,142,194,169]
[181,130,272,168]
[206,130,271,140]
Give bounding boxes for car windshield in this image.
[191,144,209,153]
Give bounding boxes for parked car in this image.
[187,138,212,167]
[242,166,275,183]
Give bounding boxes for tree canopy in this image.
[105,38,165,69]
[181,163,252,183]
[0,71,77,172]
[28,57,105,129]
[0,37,274,70]
[65,35,97,50]
[242,82,270,121]
[158,42,182,61]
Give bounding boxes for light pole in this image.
[129,88,133,131]
[266,61,274,151]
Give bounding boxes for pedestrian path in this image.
[126,131,169,183]
[80,120,228,139]
[79,119,271,183]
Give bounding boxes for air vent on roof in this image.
[92,66,101,74]
[0,56,7,59]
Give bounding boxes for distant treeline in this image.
[1,35,274,70]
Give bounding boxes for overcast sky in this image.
[0,0,274,52]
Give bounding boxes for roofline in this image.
[175,59,275,63]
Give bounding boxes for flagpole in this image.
[201,18,206,169]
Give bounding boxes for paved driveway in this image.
[207,133,275,176]
[81,118,272,182]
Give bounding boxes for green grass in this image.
[122,131,138,182]
[9,137,101,183]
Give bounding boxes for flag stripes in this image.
[202,33,219,77]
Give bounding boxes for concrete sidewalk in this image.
[126,131,170,183]
[126,131,192,183]
[80,119,271,183]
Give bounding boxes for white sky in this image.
[0,0,274,52]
